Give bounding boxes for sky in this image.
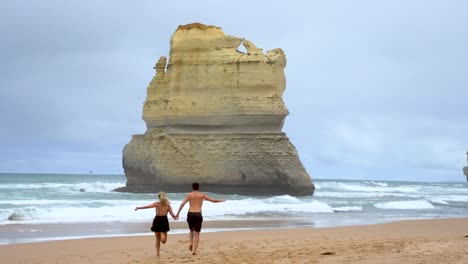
[1,0,467,182]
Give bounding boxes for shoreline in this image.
[0,219,296,245]
[1,218,467,263]
[0,215,461,245]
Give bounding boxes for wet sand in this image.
[0,219,297,244]
[1,218,468,263]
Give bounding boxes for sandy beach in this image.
[1,218,467,264]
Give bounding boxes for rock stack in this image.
[464,151,468,182]
[119,23,315,195]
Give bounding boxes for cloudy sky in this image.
[1,0,467,181]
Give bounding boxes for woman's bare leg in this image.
[161,232,167,244]
[155,232,161,257]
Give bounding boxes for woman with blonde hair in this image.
[135,192,177,257]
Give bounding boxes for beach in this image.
[1,218,467,264]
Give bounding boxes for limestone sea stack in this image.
[464,151,468,182]
[119,23,315,196]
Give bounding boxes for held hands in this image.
[134,207,139,211]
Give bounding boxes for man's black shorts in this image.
[187,212,203,232]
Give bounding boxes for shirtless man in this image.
[176,182,225,255]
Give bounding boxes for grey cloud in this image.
[1,0,467,181]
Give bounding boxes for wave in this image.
[322,182,420,194]
[1,199,144,206]
[1,204,154,224]
[203,199,335,215]
[0,198,337,225]
[316,191,421,199]
[332,206,363,212]
[0,181,125,193]
[5,207,38,221]
[263,195,302,204]
[429,195,468,204]
[374,200,435,210]
[363,181,389,187]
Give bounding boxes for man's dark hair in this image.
[192,182,200,190]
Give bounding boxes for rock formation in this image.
[118,23,315,196]
[464,151,468,182]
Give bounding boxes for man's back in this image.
[187,191,205,212]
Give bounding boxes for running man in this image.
[175,182,225,255]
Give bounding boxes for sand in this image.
[1,218,468,264]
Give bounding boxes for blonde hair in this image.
[158,192,170,207]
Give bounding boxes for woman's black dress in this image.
[151,215,170,232]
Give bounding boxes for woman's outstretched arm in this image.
[135,202,157,211]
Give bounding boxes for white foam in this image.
[3,199,146,206]
[0,182,125,193]
[0,198,337,225]
[332,206,363,212]
[316,191,421,199]
[264,195,302,204]
[335,183,419,193]
[201,199,334,216]
[374,200,434,210]
[364,181,389,187]
[429,195,468,204]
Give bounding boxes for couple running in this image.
[135,182,225,256]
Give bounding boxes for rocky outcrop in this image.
[464,151,468,182]
[118,23,314,196]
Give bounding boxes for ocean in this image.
[1,173,468,245]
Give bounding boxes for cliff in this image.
[118,23,315,196]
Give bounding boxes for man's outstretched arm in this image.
[204,194,225,203]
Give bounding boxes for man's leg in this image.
[189,230,194,251]
[192,231,200,255]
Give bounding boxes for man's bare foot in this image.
[189,244,193,251]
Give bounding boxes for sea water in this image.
[1,173,467,244]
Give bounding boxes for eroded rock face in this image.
[119,23,314,196]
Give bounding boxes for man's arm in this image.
[176,194,190,217]
[204,194,225,203]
